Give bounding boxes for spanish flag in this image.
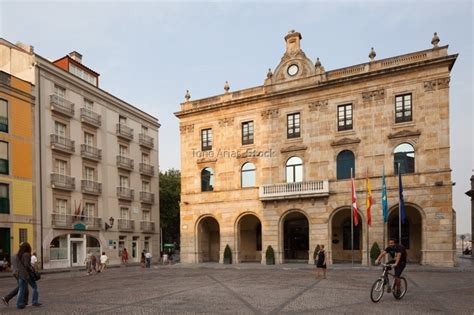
[366,171,372,226]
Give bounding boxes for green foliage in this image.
[370,242,381,261]
[159,169,181,245]
[265,245,274,260]
[313,244,321,260]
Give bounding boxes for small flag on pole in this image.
[382,167,388,223]
[351,174,359,226]
[366,170,372,226]
[398,169,406,224]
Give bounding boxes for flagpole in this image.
[351,168,354,267]
[382,165,386,250]
[366,168,369,266]
[398,163,402,245]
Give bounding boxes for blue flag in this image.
[382,167,388,223]
[398,169,406,224]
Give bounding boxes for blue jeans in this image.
[17,276,38,308]
[145,257,151,268]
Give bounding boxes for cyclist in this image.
[375,238,407,295]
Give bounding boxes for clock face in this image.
[288,64,299,76]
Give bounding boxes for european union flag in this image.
[382,168,388,224]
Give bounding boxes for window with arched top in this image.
[201,167,214,192]
[286,157,303,183]
[241,162,256,188]
[394,143,415,174]
[336,150,355,180]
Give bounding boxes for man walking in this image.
[145,251,152,268]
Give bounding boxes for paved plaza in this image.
[0,262,473,314]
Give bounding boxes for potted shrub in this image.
[265,245,275,265]
[223,244,232,264]
[370,242,381,265]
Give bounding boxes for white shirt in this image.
[145,252,152,259]
[100,254,108,264]
[31,255,38,266]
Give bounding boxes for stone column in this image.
[465,175,474,257]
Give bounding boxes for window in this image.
[0,184,9,214]
[119,115,127,125]
[394,143,415,174]
[337,150,355,180]
[343,219,360,250]
[119,176,129,188]
[141,125,148,135]
[69,63,97,86]
[0,99,8,132]
[54,159,67,175]
[84,167,95,181]
[0,142,8,175]
[119,145,128,156]
[50,235,68,260]
[143,210,151,221]
[201,167,214,192]
[55,199,68,215]
[120,207,129,219]
[241,162,256,188]
[142,180,150,192]
[54,121,66,137]
[201,129,212,151]
[84,203,95,217]
[141,153,150,164]
[242,121,254,145]
[286,157,303,183]
[54,86,66,105]
[19,228,27,244]
[287,113,300,138]
[338,104,353,131]
[395,94,412,123]
[84,132,94,146]
[84,99,94,111]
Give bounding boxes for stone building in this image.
[0,70,36,265]
[175,31,458,266]
[0,39,160,268]
[466,176,474,257]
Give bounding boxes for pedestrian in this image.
[140,251,145,268]
[121,248,129,265]
[84,251,93,275]
[99,252,108,273]
[145,251,152,268]
[91,254,97,273]
[1,254,29,307]
[30,252,38,270]
[315,244,327,279]
[15,242,41,309]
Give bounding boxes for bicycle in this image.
[370,263,407,303]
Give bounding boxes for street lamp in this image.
[105,217,115,231]
[461,235,465,255]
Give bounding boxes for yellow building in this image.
[0,70,36,265]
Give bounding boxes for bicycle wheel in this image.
[370,279,385,303]
[393,277,407,300]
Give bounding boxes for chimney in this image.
[15,42,34,53]
[284,30,302,54]
[69,51,83,64]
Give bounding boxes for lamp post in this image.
[105,217,115,231]
[461,235,465,256]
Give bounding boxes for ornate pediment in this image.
[179,124,194,134]
[388,129,421,139]
[261,108,279,120]
[331,137,361,147]
[309,100,329,111]
[424,77,450,91]
[218,117,234,127]
[280,144,308,153]
[362,88,385,102]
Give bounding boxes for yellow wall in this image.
[12,139,32,179]
[12,223,34,254]
[12,180,33,216]
[10,92,33,138]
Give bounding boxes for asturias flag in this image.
[366,171,372,226]
[398,168,406,224]
[351,175,359,226]
[381,168,388,223]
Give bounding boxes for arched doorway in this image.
[388,205,422,263]
[197,216,220,262]
[237,214,262,263]
[283,211,309,262]
[330,208,363,264]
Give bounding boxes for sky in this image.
[0,0,472,234]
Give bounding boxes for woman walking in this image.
[315,244,327,279]
[16,242,41,309]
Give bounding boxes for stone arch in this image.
[234,212,262,263]
[279,209,311,263]
[195,214,221,263]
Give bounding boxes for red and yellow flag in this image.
[366,171,372,226]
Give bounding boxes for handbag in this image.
[30,269,41,281]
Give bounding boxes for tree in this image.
[159,169,181,246]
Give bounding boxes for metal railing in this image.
[80,108,101,127]
[140,221,155,233]
[116,124,133,140]
[51,134,75,153]
[116,187,134,200]
[81,144,102,161]
[81,180,102,195]
[116,155,134,170]
[140,191,155,204]
[117,219,135,231]
[50,95,75,117]
[259,180,329,200]
[139,133,154,148]
[139,163,154,176]
[51,173,75,190]
[51,213,102,230]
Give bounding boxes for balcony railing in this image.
[117,187,134,200]
[140,221,155,233]
[116,124,133,140]
[51,134,75,154]
[139,163,154,176]
[140,191,155,204]
[116,155,134,171]
[139,133,154,149]
[80,108,102,128]
[117,219,135,231]
[51,173,75,191]
[81,144,102,161]
[259,180,329,201]
[81,180,102,195]
[51,213,102,230]
[50,95,74,118]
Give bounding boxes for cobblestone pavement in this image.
[0,264,473,314]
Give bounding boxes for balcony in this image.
[81,180,102,195]
[50,95,74,118]
[116,187,134,200]
[116,155,134,171]
[259,180,329,201]
[139,133,154,149]
[51,134,75,154]
[140,221,155,233]
[81,144,102,161]
[51,173,75,191]
[117,219,135,232]
[139,163,154,176]
[116,124,133,141]
[51,213,102,230]
[140,191,155,204]
[80,108,102,128]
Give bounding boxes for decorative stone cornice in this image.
[362,88,385,102]
[280,144,308,153]
[424,77,450,91]
[218,117,234,127]
[196,157,217,164]
[308,99,328,111]
[179,124,194,134]
[261,108,279,120]
[331,137,361,147]
[388,129,421,139]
